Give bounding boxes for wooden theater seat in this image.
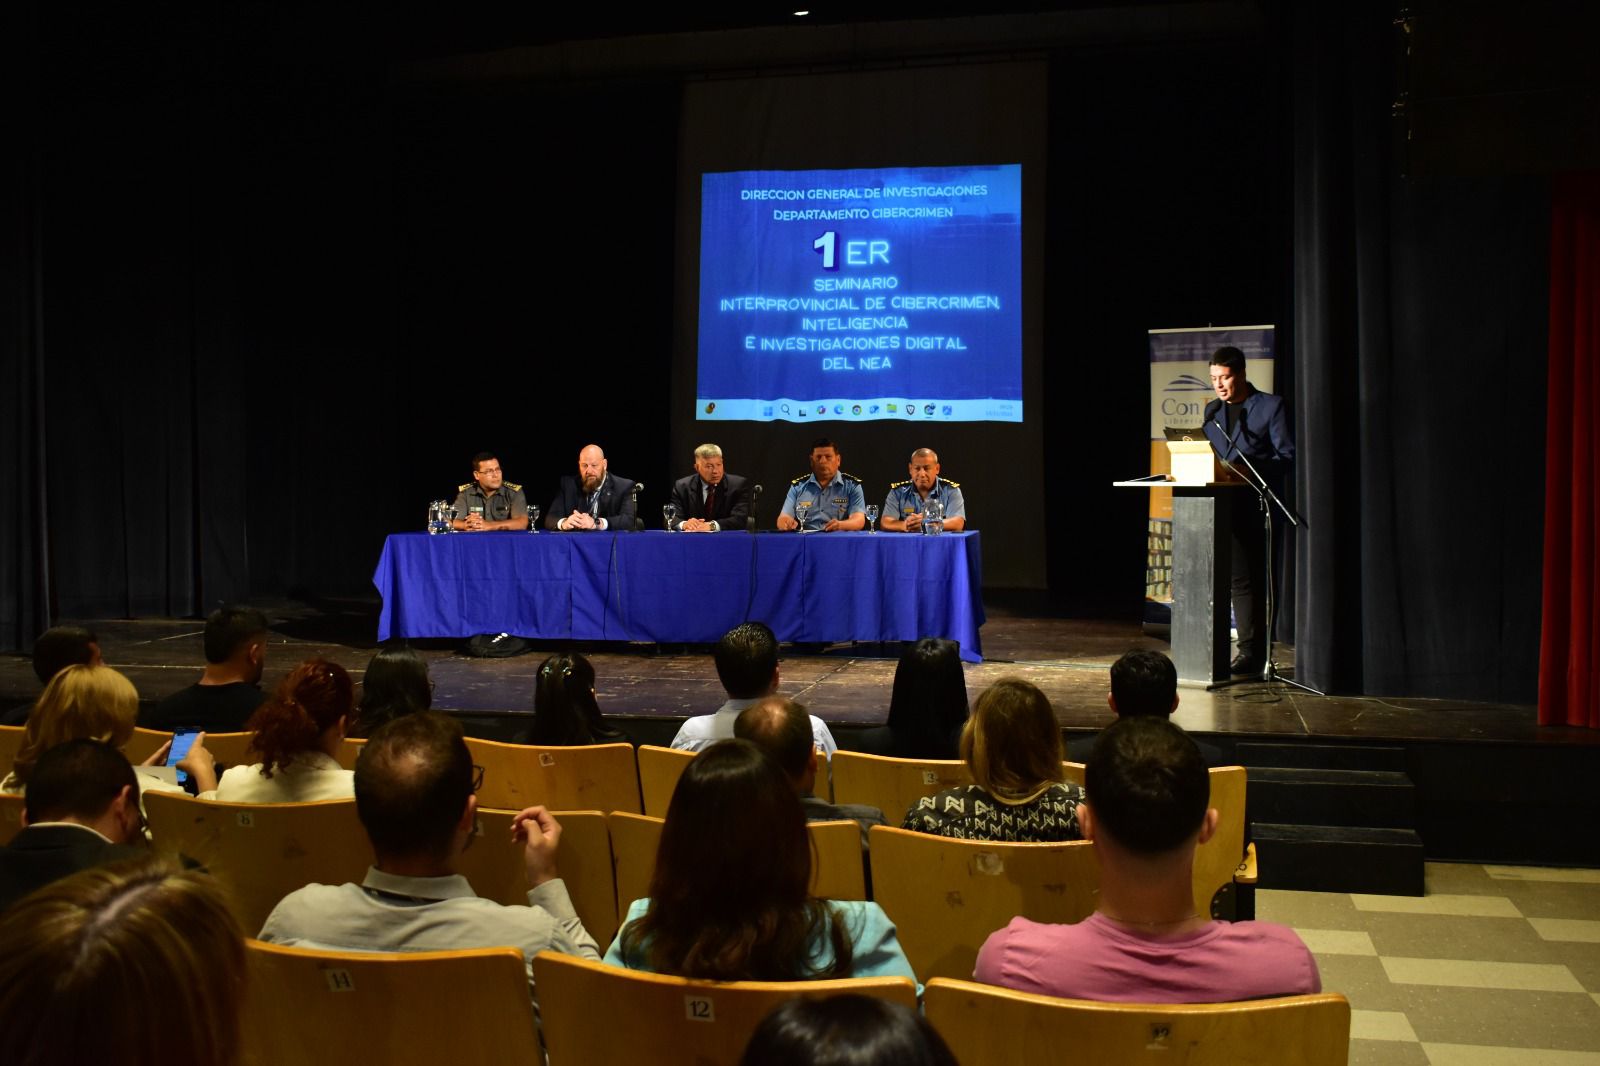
[200,731,256,768]
[830,751,973,827]
[869,825,1100,984]
[924,978,1351,1066]
[610,812,867,928]
[459,807,619,949]
[335,736,366,770]
[0,724,24,779]
[243,940,540,1066]
[636,744,695,817]
[463,737,641,814]
[123,726,171,765]
[532,950,918,1066]
[142,791,370,933]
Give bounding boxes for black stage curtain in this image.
[1291,3,1548,702]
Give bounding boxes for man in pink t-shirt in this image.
[974,716,1320,1003]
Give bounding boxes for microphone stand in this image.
[1211,413,1321,696]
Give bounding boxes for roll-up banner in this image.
[1143,325,1275,627]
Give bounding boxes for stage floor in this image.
[2,599,1589,749]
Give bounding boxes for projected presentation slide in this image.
[697,163,1022,423]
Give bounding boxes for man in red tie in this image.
[668,443,752,532]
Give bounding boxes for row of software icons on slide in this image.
[704,401,955,418]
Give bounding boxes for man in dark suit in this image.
[667,443,751,532]
[1201,346,1294,676]
[1066,651,1225,767]
[0,739,146,910]
[545,443,638,531]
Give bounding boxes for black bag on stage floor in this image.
[464,633,533,658]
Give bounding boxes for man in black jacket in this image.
[546,444,637,531]
[668,443,751,532]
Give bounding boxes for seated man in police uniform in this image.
[775,437,866,532]
[668,443,751,532]
[451,451,528,531]
[546,443,637,531]
[880,447,966,532]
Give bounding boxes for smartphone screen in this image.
[167,728,200,787]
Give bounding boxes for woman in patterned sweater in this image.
[901,678,1085,842]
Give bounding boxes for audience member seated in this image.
[741,995,957,1066]
[849,637,968,759]
[975,715,1320,1002]
[1065,650,1225,765]
[259,711,600,990]
[0,626,102,726]
[736,696,886,851]
[901,678,1085,842]
[193,658,355,803]
[519,652,627,746]
[605,739,916,986]
[1,665,194,798]
[0,855,246,1066]
[142,606,269,734]
[349,646,433,738]
[0,739,147,910]
[671,622,837,757]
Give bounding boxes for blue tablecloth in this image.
[373,531,986,661]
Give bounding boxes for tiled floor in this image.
[1258,863,1600,1064]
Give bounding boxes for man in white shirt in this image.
[669,622,837,757]
[259,712,600,993]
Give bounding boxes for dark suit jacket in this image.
[0,824,146,911]
[545,473,637,531]
[1202,389,1294,480]
[668,473,752,531]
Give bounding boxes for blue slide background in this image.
[697,164,1022,423]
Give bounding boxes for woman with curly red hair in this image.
[193,658,356,803]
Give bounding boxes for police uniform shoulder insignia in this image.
[890,479,911,489]
[838,471,862,483]
[790,474,810,485]
[457,483,473,493]
[505,482,522,492]
[942,478,961,488]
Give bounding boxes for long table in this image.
[373,530,986,662]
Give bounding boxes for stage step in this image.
[1235,742,1407,773]
[1248,767,1417,829]
[1253,823,1426,896]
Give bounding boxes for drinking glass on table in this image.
[795,500,811,532]
[865,504,879,533]
[663,503,680,531]
[527,505,541,532]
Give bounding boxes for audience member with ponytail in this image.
[196,658,356,803]
[521,653,626,746]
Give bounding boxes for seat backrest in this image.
[636,744,695,817]
[610,813,867,929]
[830,751,972,826]
[123,726,171,765]
[532,950,917,1066]
[1196,766,1248,917]
[0,724,25,780]
[243,939,540,1066]
[203,731,257,768]
[142,791,371,933]
[464,737,641,814]
[869,825,1099,984]
[923,978,1351,1066]
[1063,760,1086,785]
[808,819,868,901]
[335,736,367,770]
[460,808,619,949]
[0,792,23,846]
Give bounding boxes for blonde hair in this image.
[960,678,1065,804]
[0,856,246,1066]
[11,664,139,786]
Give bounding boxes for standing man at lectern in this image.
[1202,347,1294,676]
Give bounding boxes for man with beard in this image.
[545,443,637,531]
